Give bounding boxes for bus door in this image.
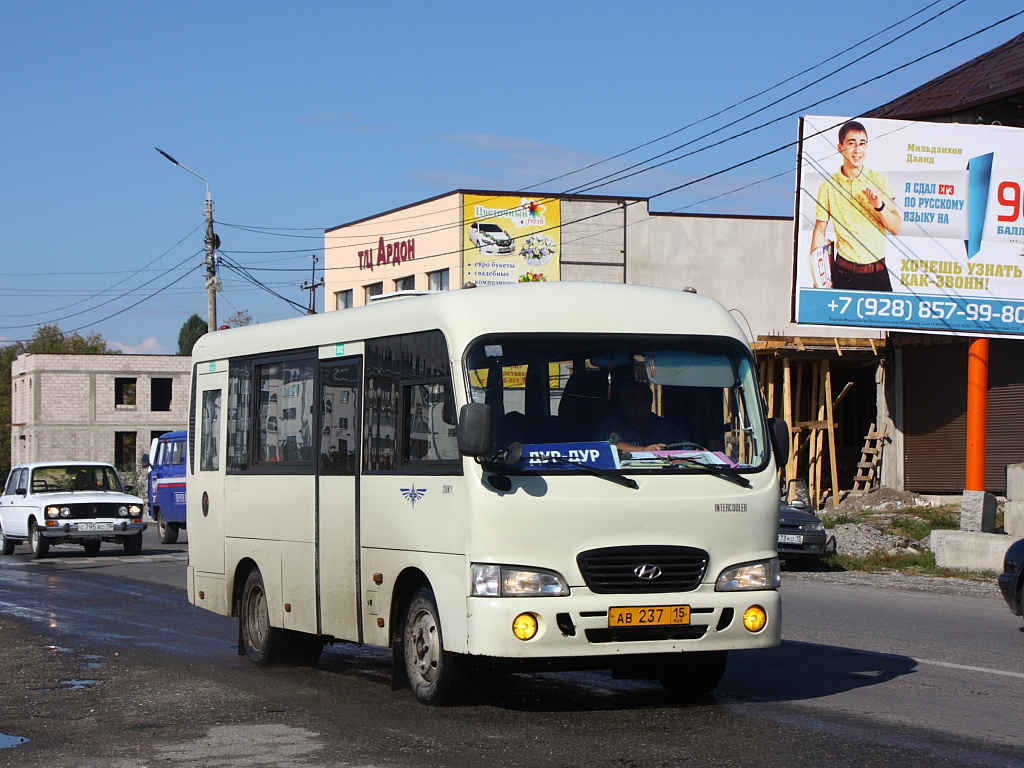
[317,357,362,642]
[190,365,226,576]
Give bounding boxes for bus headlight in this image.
[715,558,781,591]
[471,564,569,597]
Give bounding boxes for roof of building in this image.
[868,31,1024,120]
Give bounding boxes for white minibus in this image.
[186,282,788,705]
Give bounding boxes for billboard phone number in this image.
[825,294,1024,332]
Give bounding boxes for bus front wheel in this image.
[402,588,464,706]
[240,569,286,666]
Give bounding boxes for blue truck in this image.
[143,430,186,544]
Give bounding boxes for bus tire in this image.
[30,522,49,559]
[156,513,179,544]
[240,568,286,666]
[658,650,728,699]
[402,588,464,706]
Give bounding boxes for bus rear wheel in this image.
[658,650,728,699]
[402,588,464,706]
[240,569,286,666]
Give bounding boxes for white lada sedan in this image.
[0,462,147,558]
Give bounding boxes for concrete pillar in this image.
[1006,463,1024,537]
[960,489,997,533]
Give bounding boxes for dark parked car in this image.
[997,537,1024,619]
[777,501,828,561]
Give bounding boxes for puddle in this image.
[0,733,29,749]
[58,679,100,690]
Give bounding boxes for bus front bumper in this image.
[464,587,781,660]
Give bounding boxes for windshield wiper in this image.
[482,443,639,490]
[672,457,752,488]
[531,454,639,490]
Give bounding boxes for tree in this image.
[1,324,120,477]
[224,309,256,328]
[177,314,207,356]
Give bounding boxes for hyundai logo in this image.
[634,564,662,580]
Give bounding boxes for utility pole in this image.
[301,254,325,314]
[156,148,221,333]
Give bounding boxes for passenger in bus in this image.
[592,381,687,453]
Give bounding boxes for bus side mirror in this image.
[457,403,492,457]
[768,418,789,468]
[140,453,151,469]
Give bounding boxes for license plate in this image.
[608,605,690,627]
[778,534,803,544]
[78,522,113,532]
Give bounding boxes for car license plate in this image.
[78,522,112,532]
[608,605,690,627]
[778,534,803,544]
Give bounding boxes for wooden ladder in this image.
[850,423,887,496]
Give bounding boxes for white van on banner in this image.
[794,115,1024,337]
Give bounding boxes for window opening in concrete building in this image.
[394,275,415,292]
[336,289,353,310]
[428,269,450,291]
[115,378,137,406]
[151,378,173,411]
[115,431,137,468]
[364,282,383,303]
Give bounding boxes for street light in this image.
[155,147,221,333]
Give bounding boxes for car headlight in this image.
[471,564,569,597]
[118,506,129,517]
[129,505,142,517]
[715,559,781,591]
[46,506,60,519]
[803,520,825,532]
[60,507,71,518]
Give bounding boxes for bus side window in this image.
[320,360,360,476]
[404,381,459,462]
[200,389,222,472]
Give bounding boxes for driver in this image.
[592,381,687,453]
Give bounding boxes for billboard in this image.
[795,115,1024,337]
[463,195,561,285]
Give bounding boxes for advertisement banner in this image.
[795,116,1024,337]
[463,195,561,285]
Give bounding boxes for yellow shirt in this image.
[815,167,894,265]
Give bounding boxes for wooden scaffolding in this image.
[755,336,886,510]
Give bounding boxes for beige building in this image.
[10,354,191,468]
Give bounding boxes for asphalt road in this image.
[0,529,1022,768]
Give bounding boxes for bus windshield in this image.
[465,334,767,472]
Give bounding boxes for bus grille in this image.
[576,546,709,594]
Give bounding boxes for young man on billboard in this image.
[810,120,902,291]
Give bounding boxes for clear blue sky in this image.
[2,0,1021,354]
